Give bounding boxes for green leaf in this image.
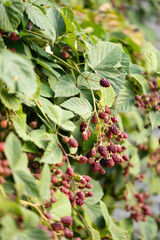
[29,130,49,150]
[90,227,100,240]
[61,97,93,119]
[83,133,97,152]
[46,7,66,37]
[12,114,30,141]
[0,215,50,240]
[85,179,104,205]
[25,3,56,41]
[0,0,24,32]
[41,135,62,164]
[55,74,80,97]
[83,204,105,229]
[100,201,127,240]
[40,83,54,98]
[0,50,38,98]
[39,98,75,131]
[0,37,6,50]
[0,89,21,111]
[149,111,160,129]
[131,74,149,94]
[140,217,158,240]
[129,152,140,176]
[98,86,115,108]
[50,190,71,219]
[114,81,136,113]
[39,164,51,201]
[21,208,39,228]
[77,72,101,91]
[13,170,39,198]
[4,132,22,169]
[85,41,126,94]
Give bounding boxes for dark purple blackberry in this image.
[110,124,120,135]
[100,158,108,167]
[98,145,107,157]
[100,78,111,87]
[92,162,100,172]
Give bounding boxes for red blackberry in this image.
[100,78,111,87]
[99,112,106,119]
[61,216,73,226]
[106,158,115,168]
[92,115,98,123]
[110,125,120,135]
[76,191,85,200]
[0,120,7,129]
[111,116,118,123]
[51,175,57,183]
[84,175,91,182]
[10,32,19,41]
[61,51,69,58]
[108,144,117,153]
[135,95,141,101]
[111,154,120,164]
[67,167,74,176]
[68,138,78,148]
[0,142,5,152]
[86,183,93,189]
[98,145,107,157]
[64,45,70,51]
[122,154,129,162]
[92,162,100,172]
[51,223,62,231]
[105,106,111,114]
[79,156,88,164]
[82,132,88,141]
[99,167,105,175]
[76,198,84,206]
[29,121,37,129]
[80,121,87,132]
[64,228,74,238]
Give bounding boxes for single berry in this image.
[50,197,57,203]
[51,223,62,231]
[64,45,70,51]
[122,154,129,162]
[68,138,78,148]
[82,132,88,141]
[76,191,85,200]
[29,121,37,129]
[84,175,91,182]
[122,132,128,139]
[51,175,57,183]
[10,32,19,41]
[76,198,84,206]
[79,156,88,164]
[67,167,74,176]
[98,145,107,157]
[106,158,115,168]
[86,183,93,189]
[110,125,120,135]
[61,216,73,226]
[99,167,105,175]
[63,136,69,143]
[100,158,108,167]
[99,112,106,119]
[100,78,111,87]
[92,162,100,172]
[80,121,87,133]
[111,116,118,123]
[0,120,7,129]
[61,51,69,58]
[105,106,111,114]
[0,142,5,152]
[111,154,120,164]
[135,95,141,101]
[85,191,94,197]
[55,169,62,175]
[92,115,98,124]
[64,228,74,238]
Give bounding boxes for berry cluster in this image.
[78,106,129,173]
[126,192,151,222]
[135,78,160,112]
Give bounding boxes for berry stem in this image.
[73,207,91,236]
[20,200,49,222]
